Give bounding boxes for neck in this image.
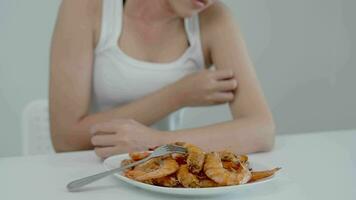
[124,0,180,26]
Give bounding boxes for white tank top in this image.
[91,0,205,130]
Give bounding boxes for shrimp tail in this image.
[249,167,281,183]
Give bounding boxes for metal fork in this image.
[67,144,187,192]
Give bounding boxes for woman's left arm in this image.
[162,4,275,154]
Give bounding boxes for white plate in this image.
[103,154,281,196]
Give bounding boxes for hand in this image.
[90,119,164,158]
[172,69,238,107]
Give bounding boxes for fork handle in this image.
[67,157,150,192]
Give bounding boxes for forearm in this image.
[83,84,182,126]
[162,116,275,154]
[52,84,182,152]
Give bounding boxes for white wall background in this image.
[0,0,355,157]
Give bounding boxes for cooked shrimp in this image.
[237,162,252,184]
[195,171,220,188]
[124,158,161,179]
[184,144,205,174]
[249,167,281,183]
[171,153,187,165]
[153,175,180,187]
[177,164,200,188]
[219,151,238,162]
[219,150,248,164]
[129,151,151,161]
[219,151,249,171]
[134,158,179,181]
[199,179,219,188]
[177,165,219,188]
[135,158,160,171]
[125,170,146,179]
[128,174,177,187]
[239,155,248,164]
[204,152,251,186]
[222,161,239,171]
[120,159,134,168]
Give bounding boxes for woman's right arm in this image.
[50,0,98,152]
[50,0,238,152]
[50,0,178,152]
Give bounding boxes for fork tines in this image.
[165,144,187,153]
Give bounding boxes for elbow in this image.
[49,108,94,152]
[258,118,276,152]
[242,114,275,153]
[50,124,92,153]
[51,134,67,153]
[50,130,74,153]
[259,133,275,152]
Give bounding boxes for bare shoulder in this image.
[200,2,234,21]
[199,2,240,65]
[200,2,240,39]
[59,0,100,17]
[55,0,102,45]
[57,0,101,30]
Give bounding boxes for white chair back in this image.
[22,99,55,155]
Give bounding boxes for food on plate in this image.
[125,157,179,182]
[177,164,219,188]
[249,167,281,183]
[152,175,180,187]
[121,143,281,188]
[184,143,205,174]
[129,151,151,161]
[204,152,251,186]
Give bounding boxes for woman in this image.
[50,0,275,158]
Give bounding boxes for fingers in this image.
[94,146,118,159]
[216,79,238,91]
[211,92,235,104]
[212,69,234,80]
[91,119,139,134]
[90,121,118,135]
[91,134,117,146]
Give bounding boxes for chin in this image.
[169,0,215,17]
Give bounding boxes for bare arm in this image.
[50,0,184,152]
[50,0,237,152]
[89,3,275,158]
[162,3,275,154]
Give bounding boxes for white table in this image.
[1,130,355,200]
